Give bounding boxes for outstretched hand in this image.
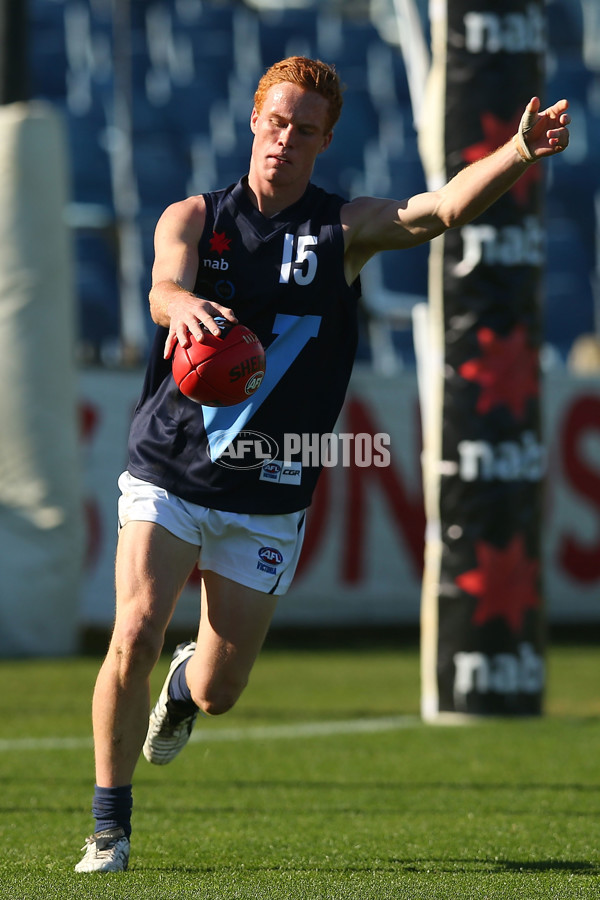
[517,97,570,161]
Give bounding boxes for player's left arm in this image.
[342,97,570,279]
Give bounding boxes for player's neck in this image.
[244,173,308,218]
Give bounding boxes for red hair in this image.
[254,56,344,133]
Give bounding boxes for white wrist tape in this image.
[514,106,537,162]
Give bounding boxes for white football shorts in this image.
[117,471,306,596]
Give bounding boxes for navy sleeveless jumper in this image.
[127,177,361,514]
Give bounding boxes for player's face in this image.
[250,83,333,190]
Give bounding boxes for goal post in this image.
[399,0,547,718]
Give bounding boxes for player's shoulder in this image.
[155,194,208,240]
[339,195,385,237]
[161,193,207,224]
[340,195,382,222]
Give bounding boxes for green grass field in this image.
[0,642,598,899]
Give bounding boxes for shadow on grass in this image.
[135,776,600,793]
[140,857,600,876]
[499,859,599,874]
[395,858,600,876]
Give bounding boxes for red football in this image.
[172,322,266,406]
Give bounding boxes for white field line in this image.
[0,714,420,753]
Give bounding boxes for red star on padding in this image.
[209,231,231,254]
[456,535,540,633]
[459,324,538,419]
[462,111,541,206]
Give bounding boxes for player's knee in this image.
[191,676,247,717]
[110,617,164,676]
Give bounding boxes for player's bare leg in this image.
[188,570,278,714]
[92,522,199,787]
[143,571,278,764]
[76,522,199,871]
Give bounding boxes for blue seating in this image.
[28,0,68,87]
[29,28,68,98]
[544,219,595,359]
[547,55,593,107]
[257,8,318,67]
[312,152,352,197]
[74,230,120,347]
[328,87,380,174]
[546,0,584,50]
[25,0,598,365]
[320,15,381,71]
[546,144,598,262]
[133,135,191,210]
[66,113,113,208]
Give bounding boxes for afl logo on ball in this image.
[245,371,264,395]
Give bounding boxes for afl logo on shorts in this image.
[258,547,283,566]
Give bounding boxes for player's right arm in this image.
[149,196,237,360]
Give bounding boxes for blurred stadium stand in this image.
[27,0,599,368]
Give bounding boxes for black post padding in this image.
[425,0,547,718]
[0,0,29,104]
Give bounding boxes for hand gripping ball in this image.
[172,319,266,406]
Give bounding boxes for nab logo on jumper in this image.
[126,178,360,517]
